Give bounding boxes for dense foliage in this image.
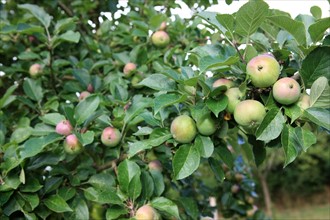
[0,0,329,219]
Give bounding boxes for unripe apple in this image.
[159,21,167,31]
[246,55,280,88]
[235,173,244,182]
[79,91,90,101]
[29,63,42,77]
[234,100,266,128]
[55,120,73,136]
[64,134,82,154]
[135,205,160,220]
[148,160,163,172]
[101,127,121,147]
[123,62,137,77]
[231,184,240,194]
[151,31,170,48]
[273,77,301,105]
[246,195,254,205]
[90,203,104,220]
[196,113,217,136]
[170,115,197,143]
[87,84,94,93]
[131,73,144,88]
[225,88,244,113]
[297,93,310,110]
[212,78,235,90]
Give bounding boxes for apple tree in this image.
[0,0,329,219]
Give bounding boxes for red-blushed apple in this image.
[148,160,163,172]
[159,21,167,31]
[55,120,73,136]
[79,91,90,101]
[135,205,160,220]
[64,134,82,154]
[123,62,137,77]
[212,78,235,90]
[272,77,301,105]
[101,127,121,147]
[246,54,280,88]
[234,100,266,128]
[29,63,43,77]
[196,113,217,136]
[170,115,197,143]
[225,88,244,113]
[87,83,94,93]
[151,31,170,48]
[297,93,310,110]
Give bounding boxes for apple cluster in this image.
[55,120,83,154]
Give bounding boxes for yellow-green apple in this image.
[56,120,73,136]
[64,134,82,154]
[151,31,170,48]
[272,77,301,105]
[234,100,266,128]
[101,127,121,147]
[246,54,280,88]
[212,78,235,90]
[170,115,197,143]
[196,113,217,136]
[135,205,160,220]
[225,88,244,113]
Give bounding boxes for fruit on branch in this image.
[235,173,244,182]
[170,115,197,143]
[29,63,43,77]
[79,91,90,101]
[196,113,217,136]
[159,21,167,31]
[212,78,235,90]
[135,205,160,220]
[234,100,266,129]
[101,127,122,147]
[64,134,82,154]
[246,54,280,88]
[297,93,310,110]
[148,160,163,172]
[123,62,137,77]
[55,120,73,136]
[151,31,170,48]
[231,184,240,194]
[225,88,244,113]
[272,77,301,105]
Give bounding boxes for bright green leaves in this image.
[83,187,122,205]
[310,77,330,108]
[154,93,187,115]
[117,159,141,199]
[44,195,73,213]
[151,197,180,220]
[303,108,330,130]
[23,79,43,102]
[138,74,177,91]
[308,17,330,42]
[199,56,239,73]
[235,0,269,37]
[74,95,100,125]
[18,4,52,29]
[172,144,200,180]
[301,47,330,88]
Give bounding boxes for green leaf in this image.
[173,144,200,180]
[44,195,73,213]
[0,23,44,34]
[23,78,43,101]
[284,105,302,123]
[21,193,39,210]
[87,173,115,190]
[151,197,180,220]
[253,145,266,167]
[154,93,187,115]
[179,197,199,220]
[0,84,18,109]
[140,171,155,200]
[124,95,152,124]
[18,51,40,60]
[301,47,330,88]
[197,11,227,34]
[10,127,32,144]
[19,133,63,160]
[106,206,128,220]
[303,107,330,130]
[18,4,52,28]
[74,95,100,125]
[52,31,81,48]
[267,15,306,46]
[208,157,225,182]
[310,6,322,19]
[199,56,239,73]
[294,127,317,152]
[216,14,234,35]
[149,170,165,196]
[235,0,269,37]
[128,173,142,200]
[215,145,234,169]
[308,17,330,42]
[71,198,89,220]
[117,160,141,194]
[206,95,228,117]
[256,108,286,142]
[40,113,66,126]
[310,77,330,108]
[195,135,214,158]
[54,17,78,34]
[83,187,123,205]
[138,74,177,91]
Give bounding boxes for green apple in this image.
[196,113,217,136]
[101,127,121,147]
[151,31,170,48]
[212,78,235,90]
[273,77,301,105]
[90,203,104,220]
[225,88,244,113]
[135,205,160,220]
[170,115,197,143]
[297,93,310,110]
[64,134,82,154]
[246,54,280,88]
[234,100,266,128]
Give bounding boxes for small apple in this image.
[148,160,163,172]
[101,127,121,147]
[159,21,167,31]
[79,91,90,101]
[87,84,94,93]
[29,63,43,77]
[151,31,170,48]
[90,203,104,220]
[246,54,280,88]
[64,134,82,154]
[196,113,217,136]
[297,93,310,110]
[234,100,266,128]
[212,78,235,90]
[272,77,301,105]
[225,88,244,113]
[170,115,197,143]
[231,184,240,194]
[55,120,73,136]
[123,62,137,77]
[135,205,160,220]
[235,173,244,182]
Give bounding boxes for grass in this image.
[273,203,330,220]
